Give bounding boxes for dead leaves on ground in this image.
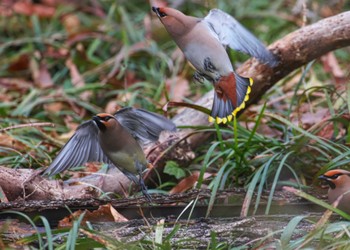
[58,204,128,228]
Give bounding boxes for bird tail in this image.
[209,72,253,124]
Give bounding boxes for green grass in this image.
[1,0,350,248]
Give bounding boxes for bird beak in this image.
[93,116,106,132]
[152,6,159,14]
[92,115,100,124]
[318,175,336,189]
[152,6,161,17]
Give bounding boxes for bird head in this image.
[93,113,117,132]
[152,6,195,36]
[319,169,350,190]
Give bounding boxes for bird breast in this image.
[180,22,233,78]
[327,185,350,213]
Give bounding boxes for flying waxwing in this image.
[319,169,350,214]
[152,6,278,124]
[44,107,176,201]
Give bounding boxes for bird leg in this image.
[138,176,152,202]
[203,57,216,73]
[193,71,206,84]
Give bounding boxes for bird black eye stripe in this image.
[324,173,343,179]
[152,7,167,17]
[99,116,112,121]
[159,11,167,17]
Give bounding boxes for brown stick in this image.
[0,122,55,132]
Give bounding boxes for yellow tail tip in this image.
[216,117,223,124]
[208,115,233,124]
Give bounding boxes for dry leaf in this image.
[165,76,189,102]
[0,219,37,235]
[105,100,120,114]
[0,133,27,152]
[13,1,55,17]
[62,13,81,36]
[0,78,31,92]
[8,54,30,72]
[321,52,346,85]
[58,204,127,228]
[84,162,103,174]
[30,58,54,89]
[317,122,346,140]
[169,171,212,194]
[44,102,64,113]
[65,58,90,100]
[300,108,328,128]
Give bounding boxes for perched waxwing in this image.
[44,107,176,201]
[318,169,350,214]
[152,7,278,124]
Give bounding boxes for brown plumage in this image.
[319,169,350,214]
[44,107,176,201]
[152,6,278,124]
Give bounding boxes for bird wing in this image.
[114,107,176,145]
[203,9,278,67]
[44,120,110,176]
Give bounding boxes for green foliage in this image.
[1,0,350,248]
[164,161,186,179]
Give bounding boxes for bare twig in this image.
[0,122,55,133]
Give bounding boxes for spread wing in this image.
[115,107,176,146]
[44,108,176,176]
[203,9,278,67]
[43,120,110,176]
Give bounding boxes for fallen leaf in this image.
[0,78,32,93]
[58,204,128,228]
[30,57,54,89]
[316,122,346,140]
[65,58,90,100]
[105,100,121,114]
[0,219,37,235]
[61,13,81,36]
[84,162,103,174]
[165,76,189,102]
[300,108,328,128]
[8,54,30,72]
[0,133,27,152]
[44,102,64,113]
[170,171,212,194]
[321,52,346,85]
[13,1,55,18]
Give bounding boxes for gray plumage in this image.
[44,107,176,200]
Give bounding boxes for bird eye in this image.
[331,174,342,179]
[101,116,112,121]
[152,7,167,18]
[159,11,167,17]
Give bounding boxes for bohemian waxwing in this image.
[319,169,350,214]
[152,6,278,124]
[44,107,176,201]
